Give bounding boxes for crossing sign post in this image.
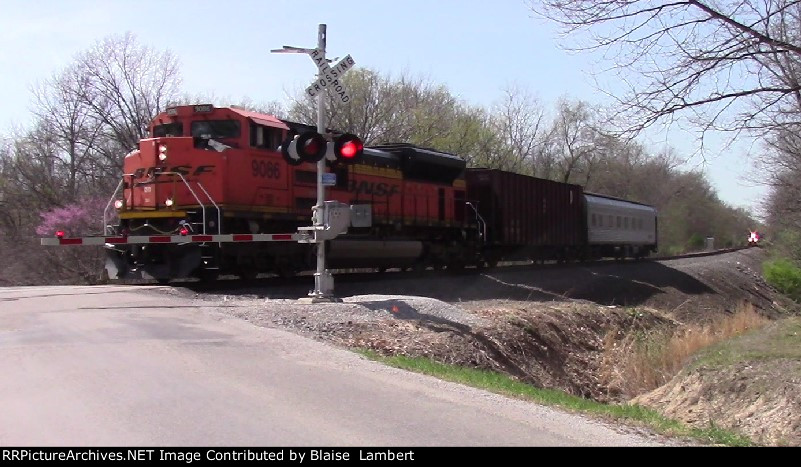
[271,25,356,302]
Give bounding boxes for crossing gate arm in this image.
[40,233,308,246]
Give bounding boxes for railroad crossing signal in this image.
[281,132,364,165]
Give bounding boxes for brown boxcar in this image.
[465,169,586,261]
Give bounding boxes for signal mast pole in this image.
[271,24,337,301]
[311,24,335,301]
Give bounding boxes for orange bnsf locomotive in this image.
[103,104,478,282]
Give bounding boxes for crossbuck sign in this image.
[305,50,355,103]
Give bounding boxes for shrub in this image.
[763,258,801,301]
[687,233,706,251]
[34,197,108,285]
[36,197,107,237]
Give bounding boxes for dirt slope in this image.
[635,318,801,446]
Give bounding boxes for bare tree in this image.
[759,125,801,228]
[31,67,104,199]
[532,1,801,135]
[287,68,478,147]
[74,33,181,168]
[550,98,603,183]
[1,33,182,285]
[489,85,548,173]
[288,68,406,144]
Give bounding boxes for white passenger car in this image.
[584,193,658,258]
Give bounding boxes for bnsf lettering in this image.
[171,165,192,176]
[133,165,215,178]
[348,181,400,197]
[252,160,280,179]
[193,165,214,175]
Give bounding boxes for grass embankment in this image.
[763,258,801,302]
[691,316,801,370]
[358,350,752,446]
[601,303,768,396]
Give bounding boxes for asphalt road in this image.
[0,285,665,446]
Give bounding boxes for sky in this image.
[0,0,766,212]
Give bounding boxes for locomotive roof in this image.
[229,107,288,129]
[370,143,463,160]
[362,147,401,169]
[159,104,289,130]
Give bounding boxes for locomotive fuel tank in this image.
[326,239,424,268]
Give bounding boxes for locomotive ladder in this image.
[191,180,222,272]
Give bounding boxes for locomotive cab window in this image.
[250,123,282,150]
[152,122,183,137]
[191,120,240,139]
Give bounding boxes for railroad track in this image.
[146,246,751,295]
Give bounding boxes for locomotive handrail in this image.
[465,201,486,242]
[103,179,125,234]
[195,181,221,235]
[111,171,220,235]
[168,172,208,235]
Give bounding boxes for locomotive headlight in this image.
[165,198,174,207]
[158,144,168,161]
[114,199,124,209]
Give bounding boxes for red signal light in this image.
[180,227,189,236]
[340,140,362,159]
[56,230,65,239]
[334,134,364,163]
